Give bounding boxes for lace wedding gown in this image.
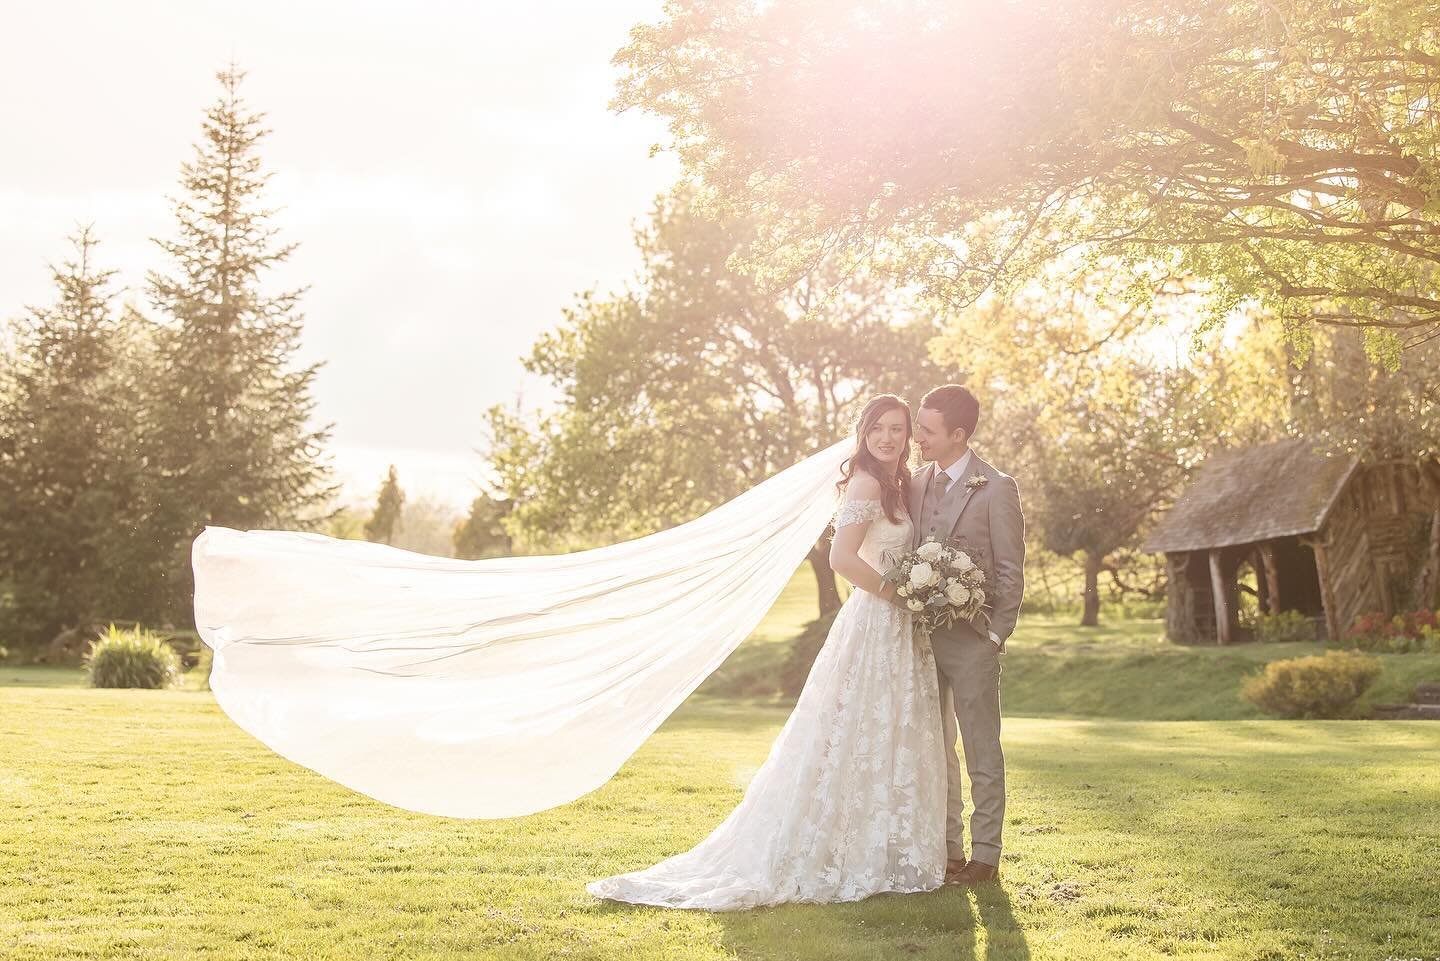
[587,497,947,910]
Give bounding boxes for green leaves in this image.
[487,186,945,559]
[615,0,1440,347]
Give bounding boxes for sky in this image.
[0,0,678,513]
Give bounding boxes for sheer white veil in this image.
[192,437,853,818]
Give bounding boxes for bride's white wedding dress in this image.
[587,496,947,911]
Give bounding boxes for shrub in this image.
[191,644,214,691]
[85,624,181,689]
[1241,649,1382,719]
[1253,610,1316,644]
[1345,609,1440,654]
[780,612,838,698]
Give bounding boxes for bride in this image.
[190,393,945,910]
[587,394,947,910]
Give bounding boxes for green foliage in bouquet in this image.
[883,539,990,635]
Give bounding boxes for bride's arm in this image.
[828,473,899,600]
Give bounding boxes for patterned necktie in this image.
[933,469,952,498]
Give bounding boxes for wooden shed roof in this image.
[1144,438,1359,554]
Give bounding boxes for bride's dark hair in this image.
[835,394,913,524]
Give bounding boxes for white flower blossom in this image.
[908,562,934,588]
[945,582,971,606]
[915,541,943,562]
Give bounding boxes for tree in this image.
[1283,326,1440,608]
[453,493,514,560]
[364,465,405,546]
[488,187,946,616]
[0,227,151,644]
[144,65,338,622]
[615,0,1440,354]
[390,494,462,557]
[930,260,1284,623]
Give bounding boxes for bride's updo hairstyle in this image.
[835,393,913,524]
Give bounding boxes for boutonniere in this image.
[965,473,988,491]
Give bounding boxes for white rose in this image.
[906,599,924,612]
[971,568,985,584]
[945,582,971,606]
[897,584,911,597]
[909,562,934,589]
[953,552,975,572]
[916,541,943,562]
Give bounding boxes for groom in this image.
[907,384,1025,886]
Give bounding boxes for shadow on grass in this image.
[592,882,1030,961]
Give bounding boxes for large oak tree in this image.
[615,0,1440,356]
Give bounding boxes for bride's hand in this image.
[878,581,909,612]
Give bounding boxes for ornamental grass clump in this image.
[85,624,181,689]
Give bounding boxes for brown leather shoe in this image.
[943,858,969,883]
[951,860,1000,885]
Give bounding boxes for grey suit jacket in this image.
[908,450,1026,651]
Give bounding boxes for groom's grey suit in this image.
[908,449,1025,868]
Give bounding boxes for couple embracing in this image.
[589,385,1026,910]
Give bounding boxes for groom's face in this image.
[915,407,967,463]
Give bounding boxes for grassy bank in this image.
[699,572,1440,719]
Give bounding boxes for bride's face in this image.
[865,408,909,468]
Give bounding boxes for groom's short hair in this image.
[922,384,979,438]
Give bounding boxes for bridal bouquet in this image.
[882,538,989,638]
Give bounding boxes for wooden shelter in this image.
[1145,438,1436,644]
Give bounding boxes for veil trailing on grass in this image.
[191,438,852,819]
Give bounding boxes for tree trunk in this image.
[808,543,841,617]
[1081,551,1102,627]
[1259,542,1282,614]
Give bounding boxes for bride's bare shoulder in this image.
[843,470,883,499]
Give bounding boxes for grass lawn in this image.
[3,676,1439,961]
[5,572,1440,960]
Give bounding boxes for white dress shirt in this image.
[935,448,973,494]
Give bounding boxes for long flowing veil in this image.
[191,437,853,818]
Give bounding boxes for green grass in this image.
[3,679,1438,960]
[696,568,843,696]
[1003,615,1440,720]
[5,577,1440,959]
[697,573,1440,718]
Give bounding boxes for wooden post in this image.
[1310,539,1341,643]
[1209,549,1232,645]
[1258,542,1282,614]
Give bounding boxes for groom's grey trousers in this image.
[931,626,1005,867]
[909,453,1023,870]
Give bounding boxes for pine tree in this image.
[364,466,404,545]
[144,64,338,622]
[0,227,150,646]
